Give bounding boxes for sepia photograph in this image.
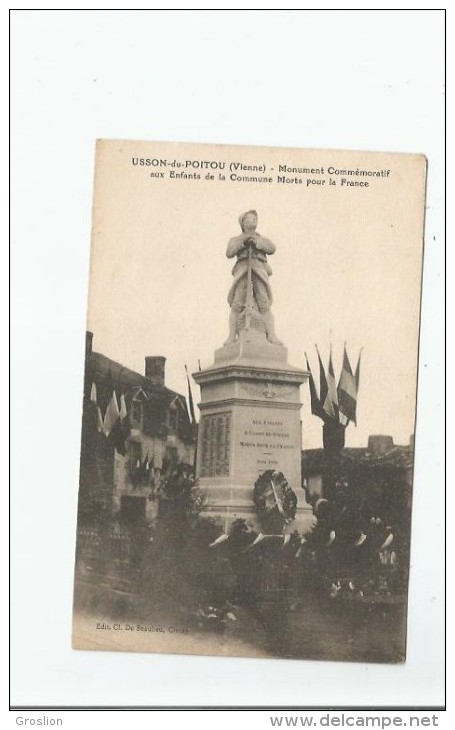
[72,139,427,664]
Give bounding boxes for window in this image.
[165,446,178,466]
[168,407,178,432]
[131,401,142,425]
[143,405,163,436]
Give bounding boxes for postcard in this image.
[72,139,426,662]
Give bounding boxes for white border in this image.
[9,8,445,709]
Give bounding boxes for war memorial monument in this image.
[193,210,312,534]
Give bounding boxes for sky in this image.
[86,139,426,451]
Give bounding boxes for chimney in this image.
[85,331,93,361]
[145,356,166,386]
[367,435,394,456]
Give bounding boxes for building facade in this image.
[79,332,195,525]
[302,434,414,506]
[301,434,414,586]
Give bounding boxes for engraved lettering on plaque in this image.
[240,382,294,401]
[200,411,231,477]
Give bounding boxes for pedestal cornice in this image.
[193,362,309,387]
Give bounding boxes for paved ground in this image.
[252,593,407,663]
[72,608,271,659]
[72,589,406,664]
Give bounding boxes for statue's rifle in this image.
[245,238,255,332]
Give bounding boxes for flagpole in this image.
[354,347,363,427]
[185,364,198,472]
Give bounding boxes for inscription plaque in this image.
[238,415,296,471]
[200,411,231,477]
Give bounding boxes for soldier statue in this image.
[225,210,282,346]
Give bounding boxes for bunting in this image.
[131,452,153,483]
[146,452,155,474]
[100,386,131,456]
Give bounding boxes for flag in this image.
[379,533,394,550]
[119,394,130,439]
[337,345,358,425]
[323,348,339,420]
[90,381,106,434]
[248,533,265,548]
[114,392,131,454]
[354,533,367,547]
[96,408,105,435]
[119,393,128,423]
[103,390,120,437]
[355,349,362,392]
[142,452,151,479]
[105,389,130,455]
[185,364,196,424]
[316,346,328,409]
[209,533,229,547]
[305,353,325,419]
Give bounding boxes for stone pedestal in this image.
[193,329,314,534]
